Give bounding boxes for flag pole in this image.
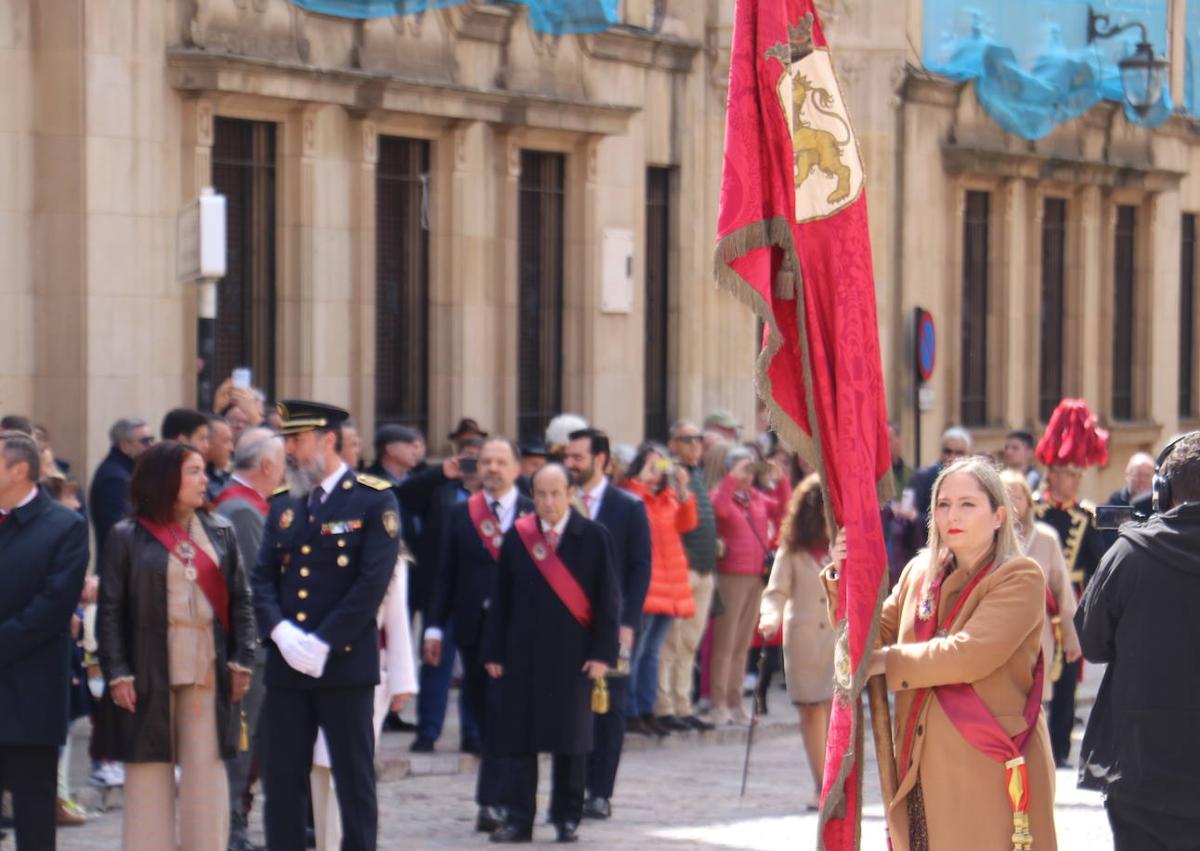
[868,675,898,806]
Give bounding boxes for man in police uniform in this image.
[1033,399,1110,768]
[252,401,400,851]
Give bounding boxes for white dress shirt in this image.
[581,477,608,520]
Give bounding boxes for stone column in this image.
[351,118,378,437]
[1147,188,1182,433]
[1075,184,1104,409]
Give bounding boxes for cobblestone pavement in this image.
[39,667,1110,851]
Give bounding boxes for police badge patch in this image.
[382,510,400,539]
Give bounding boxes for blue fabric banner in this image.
[922,0,1172,139]
[288,0,618,35]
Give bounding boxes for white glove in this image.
[271,620,322,676]
[302,633,331,679]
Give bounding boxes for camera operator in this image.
[1076,431,1200,851]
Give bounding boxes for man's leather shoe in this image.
[461,735,483,755]
[409,735,435,753]
[625,716,652,736]
[643,714,671,736]
[581,797,611,820]
[554,821,580,843]
[476,805,505,833]
[684,714,716,731]
[657,715,692,732]
[489,824,533,843]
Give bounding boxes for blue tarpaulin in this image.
[288,0,618,36]
[922,0,1172,139]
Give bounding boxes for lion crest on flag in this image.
[766,13,864,223]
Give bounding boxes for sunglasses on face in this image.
[675,435,702,443]
[941,446,966,457]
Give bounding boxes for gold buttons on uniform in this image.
[300,568,310,577]
[344,645,352,652]
[301,545,312,555]
[296,612,307,623]
[342,479,353,490]
[337,539,346,548]
[337,555,349,567]
[298,590,309,599]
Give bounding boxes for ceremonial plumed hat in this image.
[1036,398,1110,471]
[276,400,350,436]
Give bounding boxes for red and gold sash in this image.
[468,491,505,561]
[136,517,230,633]
[900,561,1043,851]
[514,513,592,629]
[213,481,269,518]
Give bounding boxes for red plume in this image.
[1036,399,1110,469]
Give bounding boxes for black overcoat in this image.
[96,512,257,762]
[0,489,89,746]
[482,510,619,756]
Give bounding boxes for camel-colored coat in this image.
[879,555,1057,851]
[1021,522,1080,702]
[759,548,835,703]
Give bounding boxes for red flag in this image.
[714,2,891,848]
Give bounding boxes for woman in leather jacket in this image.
[97,440,256,851]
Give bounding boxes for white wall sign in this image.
[177,187,227,283]
[600,228,635,314]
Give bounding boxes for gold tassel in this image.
[239,711,250,752]
[1011,811,1032,851]
[591,676,609,714]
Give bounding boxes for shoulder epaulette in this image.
[271,485,290,498]
[357,473,392,491]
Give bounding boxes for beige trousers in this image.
[708,573,763,711]
[655,571,716,717]
[123,685,229,851]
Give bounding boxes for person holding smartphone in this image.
[618,444,698,737]
[397,436,486,753]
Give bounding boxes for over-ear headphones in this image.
[1152,432,1199,513]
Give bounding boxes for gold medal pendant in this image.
[184,565,197,582]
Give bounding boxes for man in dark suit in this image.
[396,438,484,752]
[0,430,90,848]
[563,428,651,820]
[424,436,534,832]
[483,464,619,844]
[252,401,401,851]
[88,417,152,558]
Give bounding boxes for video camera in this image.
[1094,432,1196,529]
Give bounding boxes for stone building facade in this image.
[3,0,1198,499]
[0,0,756,474]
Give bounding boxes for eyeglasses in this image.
[674,435,703,443]
[139,436,155,446]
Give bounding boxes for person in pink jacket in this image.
[707,447,784,725]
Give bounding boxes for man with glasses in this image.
[88,417,153,559]
[908,426,972,549]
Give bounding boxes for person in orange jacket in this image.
[620,443,698,736]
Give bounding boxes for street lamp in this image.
[1087,5,1169,117]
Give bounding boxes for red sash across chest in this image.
[899,561,1044,846]
[513,513,592,629]
[136,517,230,633]
[213,481,269,518]
[467,491,505,561]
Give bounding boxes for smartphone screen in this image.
[459,456,479,475]
[232,367,252,389]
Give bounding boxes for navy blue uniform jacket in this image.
[253,469,401,689]
[0,488,89,745]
